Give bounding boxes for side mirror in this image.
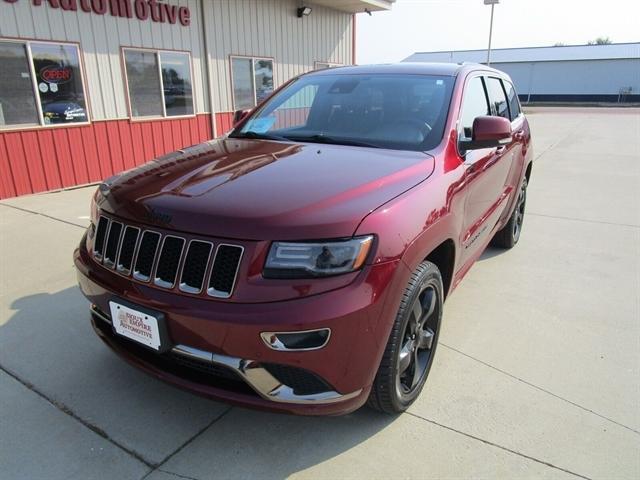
[460,116,512,153]
[233,109,251,126]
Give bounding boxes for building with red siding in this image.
[0,0,394,199]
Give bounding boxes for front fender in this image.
[355,163,466,275]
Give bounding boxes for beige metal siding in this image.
[204,0,354,113]
[0,0,209,120]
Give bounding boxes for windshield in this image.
[230,73,454,152]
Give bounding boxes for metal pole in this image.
[487,3,495,65]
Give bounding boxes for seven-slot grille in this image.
[93,215,243,298]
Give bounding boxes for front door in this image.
[458,75,515,268]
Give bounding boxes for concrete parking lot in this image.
[1,107,638,479]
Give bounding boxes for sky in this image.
[356,0,640,64]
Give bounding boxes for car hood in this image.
[98,138,435,240]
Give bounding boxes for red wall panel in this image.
[20,131,48,192]
[215,112,234,136]
[66,129,90,185]
[0,136,17,198]
[37,130,63,190]
[4,133,32,196]
[0,114,213,199]
[52,129,76,186]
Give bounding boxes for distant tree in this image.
[587,37,612,45]
[553,42,566,47]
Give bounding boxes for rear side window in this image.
[503,81,521,121]
[459,76,490,139]
[485,77,509,120]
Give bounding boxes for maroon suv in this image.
[75,63,532,415]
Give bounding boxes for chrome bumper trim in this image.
[172,344,361,405]
[91,305,360,405]
[260,328,331,351]
[91,304,112,324]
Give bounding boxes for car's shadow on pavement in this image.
[477,246,507,261]
[0,285,397,477]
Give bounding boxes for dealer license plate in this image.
[109,301,161,351]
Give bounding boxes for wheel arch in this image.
[423,239,456,299]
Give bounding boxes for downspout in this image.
[352,13,357,65]
[200,0,217,138]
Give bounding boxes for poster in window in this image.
[30,43,88,124]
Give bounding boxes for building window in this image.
[231,56,274,110]
[123,49,194,118]
[0,39,89,129]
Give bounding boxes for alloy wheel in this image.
[396,282,440,398]
[512,181,527,241]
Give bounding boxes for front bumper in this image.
[75,241,407,415]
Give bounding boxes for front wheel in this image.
[492,177,528,249]
[367,261,443,414]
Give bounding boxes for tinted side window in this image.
[503,81,521,121]
[485,77,509,119]
[459,76,489,139]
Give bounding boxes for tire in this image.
[367,261,443,414]
[491,177,528,249]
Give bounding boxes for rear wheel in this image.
[367,261,443,414]
[492,177,528,249]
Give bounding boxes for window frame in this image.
[229,54,276,111]
[484,76,511,121]
[0,37,91,132]
[502,79,523,123]
[456,73,491,143]
[121,46,196,122]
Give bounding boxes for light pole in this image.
[484,0,499,65]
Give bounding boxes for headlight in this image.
[88,190,99,239]
[264,236,374,278]
[90,190,99,225]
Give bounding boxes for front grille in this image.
[103,222,123,267]
[93,215,243,298]
[134,231,161,281]
[208,245,244,298]
[154,236,185,288]
[117,226,140,274]
[94,216,109,259]
[263,363,334,396]
[180,241,213,294]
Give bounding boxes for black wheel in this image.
[492,177,528,249]
[367,261,443,414]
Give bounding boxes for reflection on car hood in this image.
[98,138,435,240]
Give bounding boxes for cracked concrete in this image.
[0,107,638,479]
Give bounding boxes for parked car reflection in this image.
[42,100,87,124]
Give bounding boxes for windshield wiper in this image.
[230,131,291,142]
[286,134,383,149]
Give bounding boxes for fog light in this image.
[261,329,330,351]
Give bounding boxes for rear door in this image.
[502,79,528,196]
[459,75,516,267]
